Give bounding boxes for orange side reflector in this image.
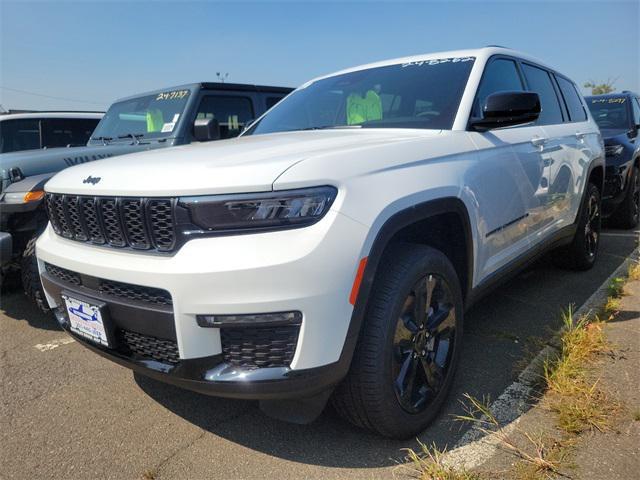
[349,257,368,305]
[24,190,45,202]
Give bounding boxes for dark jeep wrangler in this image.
[0,82,292,308]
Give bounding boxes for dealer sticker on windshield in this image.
[63,295,110,347]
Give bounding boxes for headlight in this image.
[1,190,45,204]
[180,186,337,232]
[604,144,624,156]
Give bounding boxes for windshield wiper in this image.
[117,133,145,145]
[91,136,113,145]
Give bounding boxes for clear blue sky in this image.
[1,0,638,111]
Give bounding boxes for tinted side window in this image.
[266,96,284,109]
[473,59,524,117]
[195,96,254,139]
[0,119,41,153]
[41,118,99,148]
[521,64,563,125]
[556,77,587,122]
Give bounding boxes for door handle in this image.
[531,137,548,148]
[575,131,586,142]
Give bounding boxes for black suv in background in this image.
[586,92,640,228]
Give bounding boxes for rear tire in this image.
[21,234,50,313]
[553,183,601,271]
[332,244,463,439]
[611,164,639,229]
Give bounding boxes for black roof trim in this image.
[199,82,294,94]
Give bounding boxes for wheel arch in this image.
[333,197,474,380]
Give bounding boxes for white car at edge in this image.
[36,47,604,438]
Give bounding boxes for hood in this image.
[0,142,168,181]
[45,129,438,196]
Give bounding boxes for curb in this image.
[444,247,640,470]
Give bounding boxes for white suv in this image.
[36,47,604,438]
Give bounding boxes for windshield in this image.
[245,57,475,135]
[91,88,191,141]
[587,97,630,130]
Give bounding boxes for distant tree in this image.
[584,78,617,95]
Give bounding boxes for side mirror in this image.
[193,118,221,142]
[470,91,541,131]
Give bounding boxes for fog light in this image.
[196,311,302,328]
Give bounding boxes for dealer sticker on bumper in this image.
[63,295,110,347]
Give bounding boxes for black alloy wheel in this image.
[392,274,456,414]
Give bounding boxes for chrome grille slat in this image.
[45,194,177,253]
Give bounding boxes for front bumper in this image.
[602,159,635,215]
[52,306,344,400]
[36,210,369,398]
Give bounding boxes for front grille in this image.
[44,262,172,308]
[221,325,300,369]
[45,194,176,253]
[99,279,173,306]
[45,263,81,286]
[117,329,179,364]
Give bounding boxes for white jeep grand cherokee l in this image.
[36,47,604,438]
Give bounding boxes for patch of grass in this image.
[603,296,621,318]
[543,306,616,434]
[512,437,575,480]
[402,441,483,480]
[607,277,625,298]
[141,469,157,480]
[455,395,564,477]
[628,261,640,281]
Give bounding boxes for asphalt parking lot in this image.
[1,228,638,480]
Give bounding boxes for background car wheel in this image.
[553,182,601,271]
[332,244,463,439]
[611,164,639,229]
[21,234,50,313]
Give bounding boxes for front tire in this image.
[21,234,50,313]
[553,182,601,271]
[332,244,463,438]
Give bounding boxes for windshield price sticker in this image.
[161,122,175,133]
[402,57,474,68]
[590,97,625,104]
[156,89,190,101]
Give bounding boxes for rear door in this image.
[519,62,571,241]
[466,57,546,278]
[544,75,597,231]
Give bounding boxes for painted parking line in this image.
[34,337,75,352]
[444,248,639,471]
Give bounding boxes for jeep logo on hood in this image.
[83,176,101,185]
